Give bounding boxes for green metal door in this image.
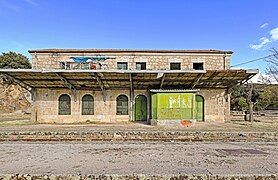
[196,95,204,121]
[135,95,147,121]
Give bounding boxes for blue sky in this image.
[0,0,278,72]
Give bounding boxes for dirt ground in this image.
[0,120,277,133]
[0,141,277,175]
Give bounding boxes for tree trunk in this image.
[247,83,254,122]
[249,102,254,122]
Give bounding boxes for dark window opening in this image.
[117,62,128,70]
[136,62,146,70]
[60,62,70,70]
[116,95,128,115]
[58,94,71,115]
[82,95,94,115]
[170,63,181,70]
[193,63,204,70]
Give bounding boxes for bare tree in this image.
[265,48,278,83]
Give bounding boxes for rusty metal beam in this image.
[160,74,166,89]
[190,73,204,89]
[92,72,107,102]
[0,73,33,93]
[55,72,77,101]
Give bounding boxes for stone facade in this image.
[30,51,231,70]
[198,89,229,122]
[32,88,227,123]
[32,88,151,123]
[28,49,233,124]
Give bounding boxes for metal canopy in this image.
[0,69,258,90]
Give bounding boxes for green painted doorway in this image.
[135,95,147,121]
[196,95,204,121]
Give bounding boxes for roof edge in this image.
[28,49,233,54]
[0,69,258,74]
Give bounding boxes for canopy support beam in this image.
[92,72,107,102]
[55,72,77,101]
[190,73,204,89]
[0,73,33,93]
[160,73,166,89]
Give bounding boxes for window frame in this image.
[82,94,94,115]
[117,62,128,70]
[58,94,71,115]
[170,62,181,70]
[116,95,129,115]
[193,62,204,70]
[136,62,147,70]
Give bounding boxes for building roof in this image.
[0,69,257,90]
[28,49,233,54]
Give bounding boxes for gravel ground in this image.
[0,121,277,133]
[0,141,277,176]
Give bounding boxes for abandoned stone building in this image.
[0,49,258,124]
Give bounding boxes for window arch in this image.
[116,95,128,115]
[82,94,94,115]
[58,94,71,115]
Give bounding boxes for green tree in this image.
[238,97,248,110]
[0,51,31,69]
[230,83,259,121]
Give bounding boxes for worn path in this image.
[0,141,277,176]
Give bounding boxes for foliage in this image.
[230,84,259,111]
[254,84,278,111]
[238,97,248,110]
[0,51,31,69]
[231,83,278,112]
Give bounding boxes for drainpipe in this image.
[35,52,38,69]
[223,53,227,70]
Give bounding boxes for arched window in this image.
[58,94,71,115]
[116,95,128,115]
[82,94,94,115]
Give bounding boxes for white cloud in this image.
[260,23,268,29]
[270,27,278,41]
[250,26,278,50]
[250,37,270,50]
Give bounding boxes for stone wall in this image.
[32,88,227,123]
[32,88,150,123]
[1,174,277,180]
[199,89,229,122]
[31,52,231,70]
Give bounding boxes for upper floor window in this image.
[58,94,71,115]
[170,63,181,70]
[60,62,71,70]
[117,62,128,70]
[116,95,128,115]
[136,62,146,70]
[193,63,204,70]
[82,94,94,115]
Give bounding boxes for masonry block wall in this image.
[30,52,231,70]
[32,88,227,123]
[28,49,233,123]
[32,88,151,123]
[198,89,228,122]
